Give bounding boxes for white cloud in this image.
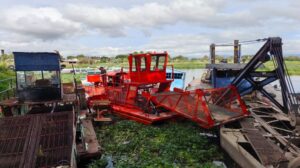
[0,6,82,40]
[60,0,300,40]
[0,0,300,57]
[63,0,226,36]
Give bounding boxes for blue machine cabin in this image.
[205,63,251,91]
[166,69,186,91]
[14,52,62,101]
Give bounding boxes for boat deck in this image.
[77,119,101,158]
[0,111,75,168]
[240,118,287,165]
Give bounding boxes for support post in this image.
[210,44,216,64]
[234,40,239,63]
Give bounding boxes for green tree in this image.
[1,54,13,60]
[172,55,189,62]
[67,56,76,59]
[115,54,128,63]
[100,56,110,63]
[76,54,85,59]
[285,56,300,61]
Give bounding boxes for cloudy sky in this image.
[0,0,299,57]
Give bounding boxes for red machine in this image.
[85,52,176,124]
[84,52,249,127]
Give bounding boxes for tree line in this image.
[65,54,300,64]
[1,53,300,65]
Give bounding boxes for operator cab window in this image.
[151,55,165,71]
[151,56,158,71]
[141,57,146,71]
[158,56,165,70]
[132,57,137,72]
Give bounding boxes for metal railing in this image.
[0,77,16,101]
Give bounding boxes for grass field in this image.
[61,73,86,83]
[262,61,300,75]
[66,60,300,75]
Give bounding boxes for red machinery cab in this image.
[128,52,170,84]
[104,52,176,124]
[106,52,173,103]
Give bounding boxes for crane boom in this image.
[226,37,299,125]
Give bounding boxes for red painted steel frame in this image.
[84,52,176,124]
[84,52,249,128]
[87,74,102,83]
[147,85,249,128]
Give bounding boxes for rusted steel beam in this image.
[234,40,239,63]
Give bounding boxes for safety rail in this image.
[0,77,16,101]
[106,87,130,105]
[146,85,249,128]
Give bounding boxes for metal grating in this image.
[0,112,74,168]
[240,118,287,166]
[35,112,74,167]
[0,116,33,168]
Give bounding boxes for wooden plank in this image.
[79,119,101,157]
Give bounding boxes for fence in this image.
[0,78,16,101]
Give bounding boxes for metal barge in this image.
[188,37,300,168]
[0,52,100,168]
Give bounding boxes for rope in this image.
[214,38,268,47]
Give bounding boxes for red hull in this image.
[112,105,177,125]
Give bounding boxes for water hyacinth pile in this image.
[89,120,223,168]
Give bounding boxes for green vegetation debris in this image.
[89,120,223,168]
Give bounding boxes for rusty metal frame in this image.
[0,115,33,168]
[0,111,74,168]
